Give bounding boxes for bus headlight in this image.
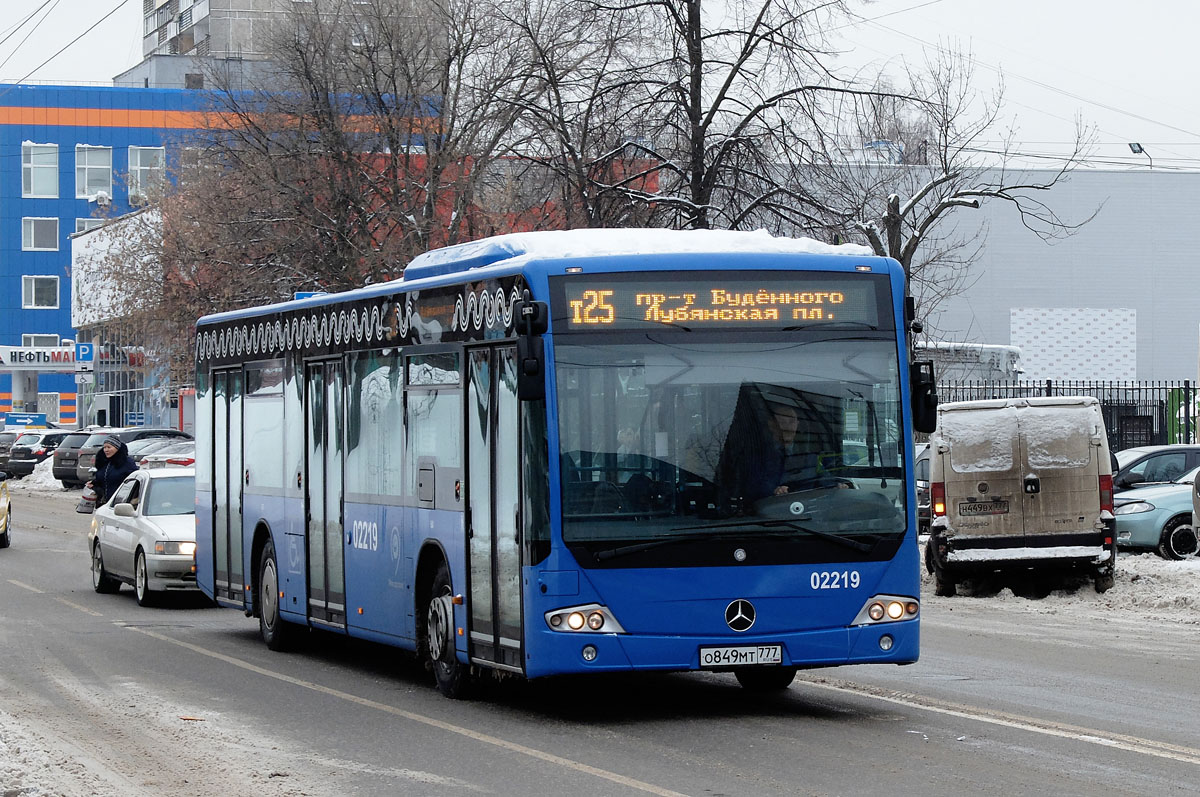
[545,603,627,633]
[852,595,918,626]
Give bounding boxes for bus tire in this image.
[259,539,294,651]
[735,666,797,692]
[1157,516,1197,560]
[425,559,471,699]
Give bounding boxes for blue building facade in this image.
[0,84,204,424]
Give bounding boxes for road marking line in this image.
[55,597,103,617]
[123,626,688,797]
[8,579,44,593]
[799,676,1200,766]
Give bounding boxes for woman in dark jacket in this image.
[87,436,138,504]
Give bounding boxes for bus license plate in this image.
[699,645,783,668]
[959,500,1009,516]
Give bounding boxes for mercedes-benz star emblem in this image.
[725,599,756,632]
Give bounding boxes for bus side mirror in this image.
[910,360,937,434]
[515,294,548,401]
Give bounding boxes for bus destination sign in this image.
[555,274,888,331]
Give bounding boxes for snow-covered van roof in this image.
[937,396,1100,413]
[402,228,874,281]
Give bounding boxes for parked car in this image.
[5,430,70,478]
[89,467,198,606]
[138,440,196,469]
[0,470,10,548]
[1113,445,1200,493]
[53,430,100,487]
[1114,465,1200,559]
[0,430,21,473]
[75,428,193,485]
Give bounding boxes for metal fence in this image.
[936,380,1198,452]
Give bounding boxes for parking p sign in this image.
[75,342,94,372]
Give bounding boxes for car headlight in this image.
[1114,501,1155,515]
[155,541,197,555]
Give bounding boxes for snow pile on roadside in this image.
[10,455,71,492]
[0,708,108,797]
[922,541,1200,623]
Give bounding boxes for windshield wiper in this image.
[671,518,878,553]
[592,532,714,561]
[782,321,880,332]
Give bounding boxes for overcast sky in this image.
[0,0,1194,171]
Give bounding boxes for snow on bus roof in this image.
[199,228,876,324]
[408,226,868,271]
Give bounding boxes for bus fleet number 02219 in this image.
[811,570,860,589]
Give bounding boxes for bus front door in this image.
[466,346,523,672]
[212,368,244,605]
[305,360,346,629]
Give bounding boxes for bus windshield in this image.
[555,335,906,563]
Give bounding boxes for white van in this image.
[924,396,1115,596]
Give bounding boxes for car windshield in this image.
[555,335,907,564]
[1175,466,1200,484]
[143,476,196,516]
[1115,448,1153,469]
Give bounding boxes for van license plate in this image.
[699,645,783,668]
[959,500,1009,516]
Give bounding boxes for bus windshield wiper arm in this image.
[593,532,712,561]
[671,519,876,552]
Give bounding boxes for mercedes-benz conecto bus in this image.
[193,229,936,697]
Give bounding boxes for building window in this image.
[22,143,58,198]
[22,217,58,251]
[76,218,105,234]
[22,334,60,347]
[22,276,59,309]
[76,145,112,199]
[128,146,166,202]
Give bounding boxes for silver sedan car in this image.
[89,467,197,606]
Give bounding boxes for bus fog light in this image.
[886,601,904,619]
[879,634,894,651]
[567,612,586,630]
[868,602,885,621]
[587,611,605,630]
[582,645,597,661]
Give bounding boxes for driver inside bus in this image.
[720,401,816,507]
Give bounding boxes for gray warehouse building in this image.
[926,168,1196,382]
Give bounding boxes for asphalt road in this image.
[2,483,1199,796]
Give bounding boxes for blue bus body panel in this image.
[195,488,215,599]
[522,543,920,678]
[341,501,466,648]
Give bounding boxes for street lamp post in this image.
[1128,142,1153,169]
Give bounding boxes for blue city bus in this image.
[193,229,936,697]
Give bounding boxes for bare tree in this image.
[794,47,1097,323]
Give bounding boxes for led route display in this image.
[554,273,890,331]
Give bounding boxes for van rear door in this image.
[1016,403,1101,541]
[941,405,1024,540]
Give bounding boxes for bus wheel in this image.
[735,666,797,692]
[259,539,294,651]
[1157,517,1198,560]
[425,560,471,699]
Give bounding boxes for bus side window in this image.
[405,388,463,509]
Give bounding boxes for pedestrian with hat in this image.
[86,435,138,506]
